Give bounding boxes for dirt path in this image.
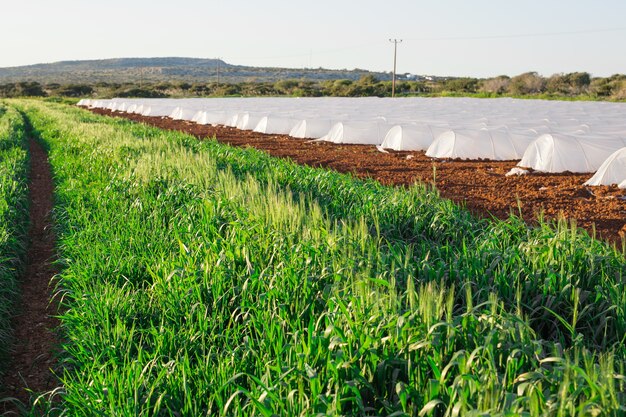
[91,109,626,243]
[1,137,58,412]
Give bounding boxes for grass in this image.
[0,104,29,378]
[11,99,626,416]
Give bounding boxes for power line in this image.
[231,27,626,62]
[407,27,626,42]
[221,26,625,71]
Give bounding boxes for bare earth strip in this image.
[91,108,626,243]
[1,137,59,413]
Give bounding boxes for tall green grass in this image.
[0,104,29,378]
[16,100,626,416]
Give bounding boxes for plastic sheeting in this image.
[319,120,390,145]
[426,128,536,160]
[170,107,198,120]
[141,105,176,117]
[584,147,626,186]
[289,119,334,139]
[253,116,298,135]
[518,134,626,173]
[81,97,626,168]
[380,124,448,151]
[235,113,265,130]
[193,111,230,126]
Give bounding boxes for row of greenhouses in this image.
[79,97,626,187]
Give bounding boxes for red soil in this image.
[91,108,626,243]
[1,138,59,412]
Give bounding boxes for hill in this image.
[0,57,398,84]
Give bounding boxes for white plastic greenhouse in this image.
[253,116,298,135]
[427,128,535,160]
[141,105,176,117]
[380,124,447,151]
[320,120,390,145]
[584,147,626,187]
[518,134,626,173]
[289,119,335,139]
[170,107,198,120]
[80,97,626,175]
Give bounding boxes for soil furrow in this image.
[1,137,58,413]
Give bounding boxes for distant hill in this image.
[0,57,400,84]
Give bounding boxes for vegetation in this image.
[3,71,626,101]
[0,105,29,375]
[0,57,393,85]
[2,57,625,100]
[11,100,626,415]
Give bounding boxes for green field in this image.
[1,100,625,416]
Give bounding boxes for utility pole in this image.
[389,39,402,97]
[216,58,221,86]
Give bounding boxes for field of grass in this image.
[6,99,626,415]
[0,104,29,376]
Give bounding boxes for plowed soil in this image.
[91,108,626,243]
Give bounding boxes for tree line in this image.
[1,72,625,101]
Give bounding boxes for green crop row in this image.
[0,104,29,377]
[15,99,626,416]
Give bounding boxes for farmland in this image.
[92,107,626,242]
[86,97,626,241]
[0,99,625,415]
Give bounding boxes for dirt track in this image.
[1,137,59,412]
[91,108,626,243]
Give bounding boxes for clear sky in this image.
[2,0,625,78]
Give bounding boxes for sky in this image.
[2,0,625,78]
